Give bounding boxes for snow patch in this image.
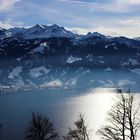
[13,78,25,88]
[104,67,113,71]
[30,66,51,78]
[121,61,129,67]
[100,60,105,64]
[8,66,23,79]
[61,70,67,77]
[16,57,23,61]
[114,46,117,50]
[27,80,37,87]
[30,43,48,54]
[86,54,93,61]
[129,58,139,66]
[129,69,140,75]
[82,69,90,76]
[65,78,78,87]
[105,45,109,49]
[67,55,82,64]
[40,79,63,88]
[98,56,104,58]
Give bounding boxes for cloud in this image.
[66,27,88,34]
[67,26,123,36]
[67,23,140,38]
[0,19,23,28]
[58,0,140,37]
[0,0,139,38]
[0,0,21,11]
[94,26,121,36]
[0,21,13,28]
[61,0,140,5]
[60,0,98,4]
[59,0,139,13]
[119,17,140,27]
[117,0,140,5]
[28,2,86,26]
[90,2,130,13]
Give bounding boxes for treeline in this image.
[0,91,140,140]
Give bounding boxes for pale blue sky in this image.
[0,0,140,37]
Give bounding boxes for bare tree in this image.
[25,112,58,140]
[64,114,90,140]
[125,92,140,140]
[98,91,140,140]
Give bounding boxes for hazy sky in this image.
[0,0,140,37]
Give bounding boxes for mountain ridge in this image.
[0,24,140,69]
[0,24,140,93]
[1,24,139,40]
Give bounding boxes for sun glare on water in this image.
[63,88,117,138]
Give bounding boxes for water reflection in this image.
[61,88,116,139]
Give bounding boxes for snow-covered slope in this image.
[8,27,25,34]
[0,24,140,68]
[11,24,75,39]
[82,32,106,39]
[133,37,140,41]
[0,27,11,39]
[0,24,140,94]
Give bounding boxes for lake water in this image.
[0,69,140,140]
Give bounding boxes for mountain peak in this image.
[33,24,46,29]
[0,27,11,39]
[92,32,103,36]
[51,24,60,28]
[86,32,104,37]
[8,24,75,39]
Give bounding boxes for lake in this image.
[0,68,140,140]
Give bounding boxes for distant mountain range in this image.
[133,37,140,41]
[0,24,140,67]
[0,24,140,93]
[0,24,75,39]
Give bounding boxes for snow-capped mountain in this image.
[8,27,25,34]
[0,24,140,65]
[133,37,140,41]
[0,24,140,93]
[0,27,12,39]
[81,32,106,39]
[7,24,75,39]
